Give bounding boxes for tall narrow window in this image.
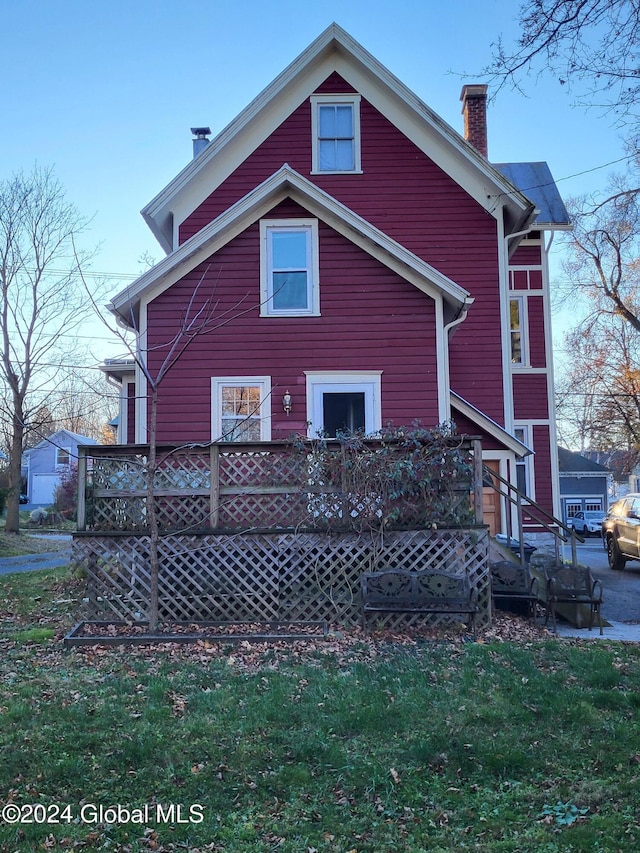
[311,95,361,174]
[211,377,271,442]
[260,220,319,317]
[510,297,523,364]
[514,426,531,496]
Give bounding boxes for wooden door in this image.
[483,460,501,536]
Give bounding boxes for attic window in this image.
[56,448,70,466]
[311,94,362,174]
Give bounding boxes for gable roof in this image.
[23,428,98,455]
[558,447,610,474]
[109,164,474,328]
[142,23,536,254]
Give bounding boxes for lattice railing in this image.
[73,527,490,629]
[77,437,483,534]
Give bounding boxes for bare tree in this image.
[556,314,640,450]
[89,267,259,630]
[49,371,117,440]
[486,0,640,123]
[560,184,640,329]
[0,166,98,532]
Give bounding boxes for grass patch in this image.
[1,569,640,851]
[0,530,71,558]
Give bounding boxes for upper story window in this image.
[56,448,70,466]
[260,219,320,317]
[509,296,528,365]
[311,94,362,174]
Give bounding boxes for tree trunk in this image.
[147,385,160,631]
[5,405,25,534]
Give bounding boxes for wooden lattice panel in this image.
[74,528,490,629]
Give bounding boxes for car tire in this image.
[607,536,626,571]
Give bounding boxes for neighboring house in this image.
[104,24,569,538]
[584,450,640,500]
[557,447,610,522]
[21,429,98,505]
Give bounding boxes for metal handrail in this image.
[483,463,583,567]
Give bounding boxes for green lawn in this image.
[1,566,640,852]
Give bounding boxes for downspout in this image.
[443,297,474,422]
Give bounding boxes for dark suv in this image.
[602,495,640,569]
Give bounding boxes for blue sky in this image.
[2,0,629,361]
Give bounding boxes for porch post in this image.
[210,444,220,529]
[77,446,87,531]
[472,439,484,526]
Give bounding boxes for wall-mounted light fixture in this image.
[283,390,292,415]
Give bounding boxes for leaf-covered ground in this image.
[1,567,640,852]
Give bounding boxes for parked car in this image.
[601,495,640,570]
[19,494,29,504]
[567,510,605,537]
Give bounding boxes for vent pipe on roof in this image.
[460,84,488,158]
[191,127,211,159]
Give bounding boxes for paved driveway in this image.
[0,535,71,575]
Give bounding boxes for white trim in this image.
[304,370,382,437]
[120,377,135,444]
[141,24,533,253]
[541,237,562,519]
[211,376,272,442]
[310,94,362,174]
[514,424,535,501]
[434,296,450,423]
[450,394,531,458]
[497,214,514,434]
[112,165,470,328]
[55,447,71,467]
[509,294,529,367]
[259,218,320,316]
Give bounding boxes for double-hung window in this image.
[211,377,271,442]
[311,95,361,174]
[260,219,319,317]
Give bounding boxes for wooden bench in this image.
[490,560,541,620]
[544,565,603,635]
[360,569,478,632]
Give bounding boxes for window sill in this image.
[310,170,363,176]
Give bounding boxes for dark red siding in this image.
[178,73,503,421]
[147,199,439,443]
[513,374,549,420]
[532,424,553,516]
[527,296,547,369]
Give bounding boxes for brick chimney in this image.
[460,84,488,158]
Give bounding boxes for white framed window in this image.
[514,426,532,497]
[566,502,582,519]
[56,447,70,466]
[509,296,528,365]
[311,94,362,174]
[260,219,320,317]
[305,371,382,438]
[211,377,271,442]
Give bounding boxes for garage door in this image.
[31,473,61,505]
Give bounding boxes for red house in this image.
[106,25,569,541]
